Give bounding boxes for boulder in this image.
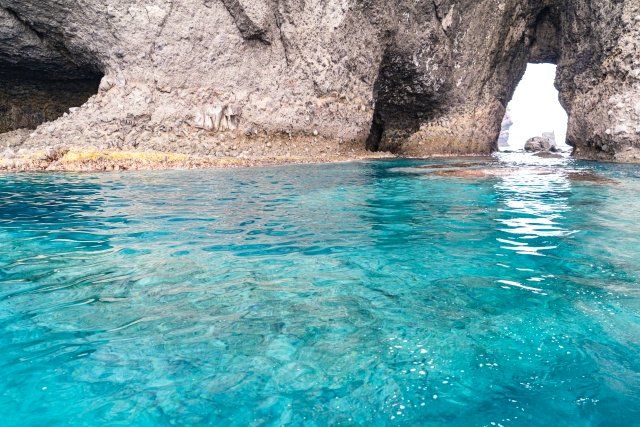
[524,136,554,152]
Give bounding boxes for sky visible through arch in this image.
[505,63,569,150]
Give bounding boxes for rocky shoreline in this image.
[1,0,639,167]
[0,133,395,172]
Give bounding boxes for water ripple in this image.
[0,159,639,425]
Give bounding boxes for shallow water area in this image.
[1,154,640,425]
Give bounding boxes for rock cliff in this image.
[0,0,638,169]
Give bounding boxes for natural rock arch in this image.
[0,0,638,163]
[367,0,639,162]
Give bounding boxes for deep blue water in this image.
[1,154,639,426]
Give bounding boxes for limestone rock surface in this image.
[0,0,638,166]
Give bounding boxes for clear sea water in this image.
[1,154,639,426]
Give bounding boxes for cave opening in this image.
[0,6,104,136]
[0,65,102,135]
[498,63,568,152]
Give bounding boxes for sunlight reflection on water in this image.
[494,157,572,256]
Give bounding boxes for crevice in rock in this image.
[430,0,446,36]
[220,0,272,45]
[274,8,290,66]
[3,7,43,41]
[366,106,385,151]
[365,52,393,153]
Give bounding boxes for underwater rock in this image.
[429,165,618,185]
[534,151,564,159]
[430,168,519,179]
[533,151,564,159]
[567,171,619,185]
[418,161,493,169]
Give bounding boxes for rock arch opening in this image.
[498,63,568,152]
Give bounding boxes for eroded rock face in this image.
[0,0,638,164]
[557,2,640,163]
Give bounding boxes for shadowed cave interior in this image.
[0,64,102,134]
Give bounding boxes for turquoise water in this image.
[1,154,640,426]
